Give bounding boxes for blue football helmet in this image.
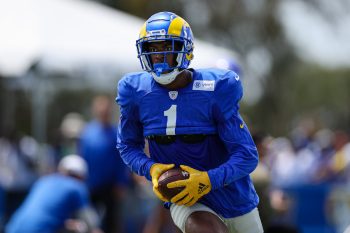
[136,12,194,84]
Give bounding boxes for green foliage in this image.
[244,64,350,136]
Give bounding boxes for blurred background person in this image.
[5,154,102,233]
[78,95,130,233]
[58,113,86,158]
[0,129,40,232]
[251,131,273,231]
[49,112,87,175]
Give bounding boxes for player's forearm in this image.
[208,145,258,190]
[117,142,155,180]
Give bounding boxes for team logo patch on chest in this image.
[168,91,178,100]
[192,80,215,91]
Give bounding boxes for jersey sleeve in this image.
[208,71,259,190]
[116,76,155,180]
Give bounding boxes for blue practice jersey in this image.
[6,174,89,233]
[116,68,259,218]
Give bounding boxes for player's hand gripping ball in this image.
[158,167,190,201]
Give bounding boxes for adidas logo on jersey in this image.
[198,182,209,194]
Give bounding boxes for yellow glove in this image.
[150,163,175,202]
[167,165,211,206]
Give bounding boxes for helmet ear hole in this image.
[172,41,183,66]
[174,41,183,52]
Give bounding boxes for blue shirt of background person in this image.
[79,95,130,191]
[6,155,91,233]
[79,119,129,191]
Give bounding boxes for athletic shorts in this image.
[170,203,263,233]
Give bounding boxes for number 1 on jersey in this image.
[164,105,177,135]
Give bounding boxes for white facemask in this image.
[151,69,184,85]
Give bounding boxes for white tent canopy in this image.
[0,0,239,79]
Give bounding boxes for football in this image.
[158,167,190,201]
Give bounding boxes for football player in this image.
[116,11,263,233]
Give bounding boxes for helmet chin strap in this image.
[151,69,184,85]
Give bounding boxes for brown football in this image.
[158,167,190,201]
